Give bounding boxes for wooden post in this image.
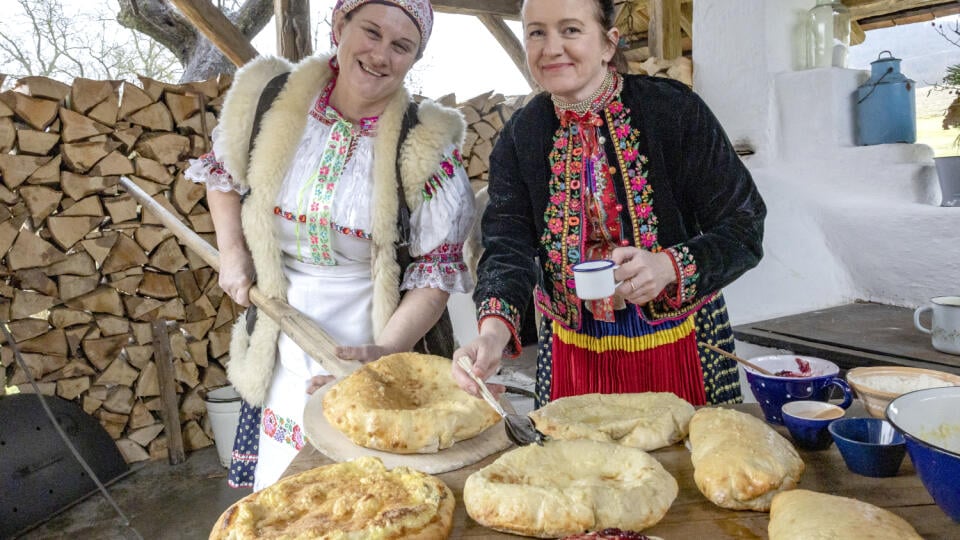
[152,319,186,465]
[477,14,536,90]
[167,0,260,67]
[275,0,313,62]
[648,0,683,60]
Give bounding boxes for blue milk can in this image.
[856,50,916,145]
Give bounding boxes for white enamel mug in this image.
[914,296,960,355]
[572,260,621,300]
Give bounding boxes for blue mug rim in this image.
[572,259,615,273]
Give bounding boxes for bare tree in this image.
[0,0,180,84]
[116,0,274,82]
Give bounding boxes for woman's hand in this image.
[335,344,393,364]
[451,318,511,397]
[219,245,256,307]
[306,374,336,395]
[610,248,677,305]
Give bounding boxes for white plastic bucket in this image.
[203,386,242,468]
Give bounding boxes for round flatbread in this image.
[464,439,678,538]
[769,490,921,540]
[209,456,454,539]
[528,392,695,450]
[322,353,501,453]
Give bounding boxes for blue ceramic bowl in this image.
[886,386,960,522]
[745,355,854,424]
[781,401,845,450]
[828,417,906,477]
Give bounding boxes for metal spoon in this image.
[456,356,547,446]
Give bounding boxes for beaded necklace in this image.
[551,68,618,115]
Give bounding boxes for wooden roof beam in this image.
[432,0,521,19]
[842,0,957,19]
[857,3,960,29]
[476,14,535,90]
[168,0,260,67]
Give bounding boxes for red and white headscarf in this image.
[332,0,434,55]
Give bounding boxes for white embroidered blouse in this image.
[184,84,475,294]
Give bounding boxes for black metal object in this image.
[0,393,129,538]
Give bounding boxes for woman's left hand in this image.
[306,375,336,395]
[335,344,394,364]
[610,247,677,305]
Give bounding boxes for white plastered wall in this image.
[695,0,960,326]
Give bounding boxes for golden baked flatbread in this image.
[209,457,454,540]
[769,490,922,540]
[464,439,677,538]
[323,353,501,453]
[689,407,804,512]
[528,392,694,450]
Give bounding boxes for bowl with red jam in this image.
[744,355,854,425]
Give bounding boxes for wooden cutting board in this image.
[302,382,515,474]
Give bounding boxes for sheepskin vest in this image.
[219,55,466,405]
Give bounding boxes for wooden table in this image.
[733,302,960,375]
[283,403,959,539]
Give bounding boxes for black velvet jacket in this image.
[476,74,766,341]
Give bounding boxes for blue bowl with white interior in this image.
[886,386,960,522]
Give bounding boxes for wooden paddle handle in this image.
[119,176,355,378]
[700,342,775,376]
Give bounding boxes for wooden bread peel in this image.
[119,176,356,377]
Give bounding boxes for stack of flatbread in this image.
[322,353,501,453]
[768,490,922,539]
[464,439,677,538]
[209,457,454,539]
[689,407,804,511]
[528,392,695,450]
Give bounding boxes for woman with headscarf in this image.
[186,0,474,490]
[452,0,766,408]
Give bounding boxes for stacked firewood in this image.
[625,53,694,87]
[438,91,533,193]
[0,74,236,463]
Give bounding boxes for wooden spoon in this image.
[700,342,777,376]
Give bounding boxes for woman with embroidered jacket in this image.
[185,0,474,491]
[452,0,766,408]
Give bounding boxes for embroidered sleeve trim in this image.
[477,297,523,357]
[184,151,249,194]
[640,245,701,321]
[423,148,465,200]
[400,242,474,293]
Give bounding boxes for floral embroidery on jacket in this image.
[536,94,657,330]
[477,297,523,355]
[262,408,304,451]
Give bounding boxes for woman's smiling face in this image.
[522,0,618,103]
[333,3,421,115]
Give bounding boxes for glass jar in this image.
[806,0,851,68]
